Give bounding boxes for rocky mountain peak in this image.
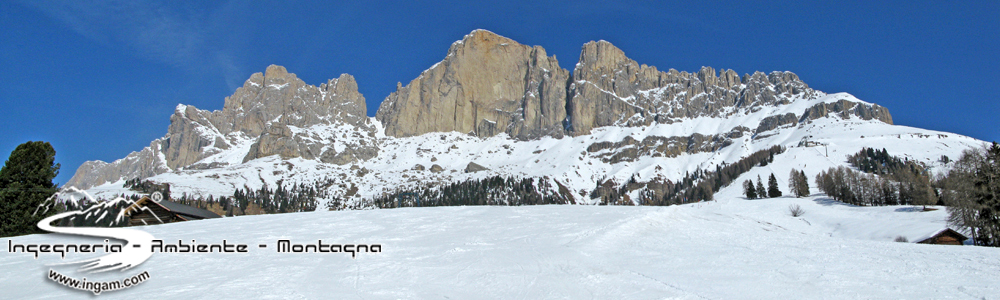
[320,73,366,116]
[264,64,289,78]
[377,32,889,138]
[567,39,828,135]
[67,30,897,192]
[577,40,632,72]
[67,65,377,189]
[458,29,515,48]
[377,29,570,140]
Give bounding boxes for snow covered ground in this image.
[78,90,986,211]
[3,193,998,299]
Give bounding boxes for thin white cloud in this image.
[26,1,200,66]
[22,0,246,91]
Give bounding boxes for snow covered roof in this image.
[914,228,968,244]
[124,196,221,222]
[158,200,222,220]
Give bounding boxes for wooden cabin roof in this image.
[123,196,221,221]
[157,199,221,220]
[916,228,968,244]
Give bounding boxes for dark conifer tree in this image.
[767,173,782,198]
[756,175,767,199]
[0,141,60,237]
[744,179,757,199]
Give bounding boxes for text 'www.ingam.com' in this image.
[47,269,150,295]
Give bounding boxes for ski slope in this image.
[3,194,998,299]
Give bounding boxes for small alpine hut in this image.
[123,196,221,226]
[916,228,968,245]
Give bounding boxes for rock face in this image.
[799,100,893,124]
[375,31,892,139]
[465,162,488,173]
[755,113,799,134]
[377,30,570,140]
[228,66,375,163]
[64,139,172,189]
[586,133,736,164]
[66,65,377,189]
[376,32,891,139]
[566,40,817,135]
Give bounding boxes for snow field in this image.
[3,195,997,299]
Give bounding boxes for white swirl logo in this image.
[34,187,156,273]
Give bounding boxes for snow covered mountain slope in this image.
[79,90,983,207]
[3,196,997,298]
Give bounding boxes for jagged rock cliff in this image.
[566,40,820,135]
[376,30,571,140]
[68,29,899,192]
[376,35,891,139]
[799,99,893,124]
[230,66,376,163]
[65,65,376,189]
[66,138,173,190]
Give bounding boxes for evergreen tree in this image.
[767,173,782,198]
[756,175,767,199]
[0,141,60,237]
[744,179,757,199]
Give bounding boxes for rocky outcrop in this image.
[566,40,816,135]
[586,133,735,164]
[67,65,377,189]
[234,66,375,163]
[63,138,172,189]
[465,162,488,173]
[376,30,570,140]
[375,34,886,139]
[755,113,799,134]
[799,100,893,124]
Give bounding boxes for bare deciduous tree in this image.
[789,204,805,217]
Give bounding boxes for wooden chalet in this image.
[916,228,968,245]
[123,196,221,226]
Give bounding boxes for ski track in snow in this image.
[3,194,998,299]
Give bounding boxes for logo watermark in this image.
[14,189,382,295]
[48,269,150,295]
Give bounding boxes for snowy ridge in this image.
[82,87,984,208]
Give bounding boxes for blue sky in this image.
[2,1,997,185]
